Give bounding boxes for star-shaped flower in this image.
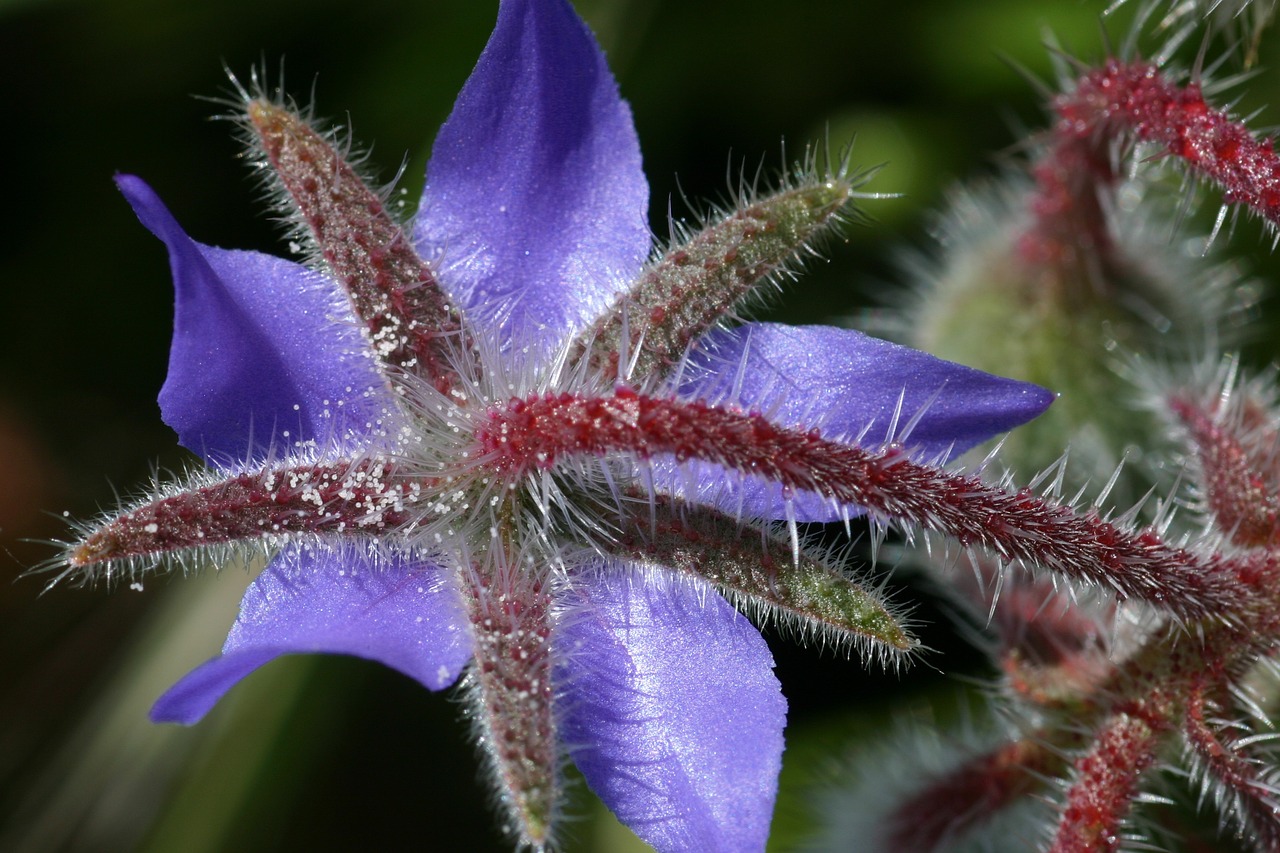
[67,0,1052,849]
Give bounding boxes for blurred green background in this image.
[2,1,1279,851]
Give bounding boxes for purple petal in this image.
[117,175,385,464]
[663,322,1054,521]
[690,322,1054,456]
[556,569,784,853]
[414,0,649,353]
[151,548,471,725]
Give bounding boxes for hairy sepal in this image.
[456,547,562,850]
[62,453,419,586]
[241,93,471,392]
[475,387,1261,620]
[608,494,917,663]
[454,422,918,667]
[572,151,878,383]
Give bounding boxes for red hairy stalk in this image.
[248,100,470,393]
[959,558,1114,668]
[1169,394,1280,549]
[947,559,1117,706]
[1050,711,1163,853]
[1024,59,1280,270]
[70,458,414,569]
[475,389,1267,620]
[1183,687,1280,848]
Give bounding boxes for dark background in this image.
[2,1,1278,851]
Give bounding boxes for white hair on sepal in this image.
[446,545,573,853]
[585,139,887,386]
[782,544,919,666]
[205,65,378,275]
[45,410,387,591]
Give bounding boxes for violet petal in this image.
[151,548,471,725]
[414,0,649,353]
[665,322,1055,521]
[117,175,384,464]
[556,569,784,853]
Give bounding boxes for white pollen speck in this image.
[143,523,159,534]
[130,582,144,592]
[436,665,450,682]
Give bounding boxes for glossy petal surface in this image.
[117,175,383,464]
[556,569,785,853]
[151,549,471,725]
[667,322,1055,521]
[415,0,649,351]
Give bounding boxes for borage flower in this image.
[66,0,1052,849]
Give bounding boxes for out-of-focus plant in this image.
[808,1,1280,851]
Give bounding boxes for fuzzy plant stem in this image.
[1049,711,1163,853]
[1023,59,1280,272]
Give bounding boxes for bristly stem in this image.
[885,738,1068,851]
[1169,393,1280,549]
[1049,711,1163,853]
[1183,687,1280,848]
[1023,59,1280,270]
[475,388,1267,620]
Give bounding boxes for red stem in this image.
[1184,687,1280,849]
[1050,711,1162,853]
[886,738,1063,851]
[1169,394,1280,549]
[1024,59,1280,269]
